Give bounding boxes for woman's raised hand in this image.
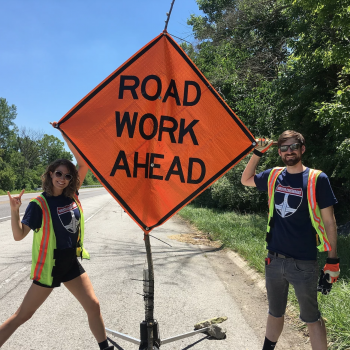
[7,189,25,211]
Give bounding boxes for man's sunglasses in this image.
[54,170,72,181]
[279,143,301,152]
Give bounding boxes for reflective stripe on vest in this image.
[267,167,331,252]
[33,195,51,281]
[307,169,331,251]
[74,194,83,212]
[268,167,284,208]
[30,194,56,286]
[73,194,89,260]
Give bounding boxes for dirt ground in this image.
[169,216,312,350]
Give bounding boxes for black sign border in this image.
[58,33,255,231]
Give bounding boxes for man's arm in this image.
[320,205,338,258]
[241,154,261,187]
[241,138,274,187]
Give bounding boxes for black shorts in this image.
[33,257,85,288]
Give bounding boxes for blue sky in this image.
[1,0,202,150]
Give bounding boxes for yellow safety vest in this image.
[267,167,331,252]
[30,194,90,286]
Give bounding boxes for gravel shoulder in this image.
[169,215,312,350]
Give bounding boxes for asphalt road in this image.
[0,188,106,223]
[0,188,309,350]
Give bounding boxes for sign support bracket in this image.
[105,232,210,349]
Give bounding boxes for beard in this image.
[282,152,302,166]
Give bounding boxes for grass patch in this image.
[179,204,350,350]
[0,189,42,195]
[179,205,267,273]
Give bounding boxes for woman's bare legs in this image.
[0,283,53,347]
[64,273,107,343]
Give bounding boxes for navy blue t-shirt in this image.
[254,167,337,260]
[22,192,81,250]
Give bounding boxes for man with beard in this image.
[241,130,339,350]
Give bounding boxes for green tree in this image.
[0,97,18,161]
[39,134,73,164]
[0,149,17,191]
[275,0,350,217]
[186,0,350,220]
[82,169,100,186]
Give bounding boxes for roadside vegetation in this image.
[181,0,350,223]
[179,3,350,347]
[179,204,350,349]
[0,97,100,193]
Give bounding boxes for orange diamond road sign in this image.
[57,32,255,232]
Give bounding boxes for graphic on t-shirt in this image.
[275,184,303,218]
[57,202,80,233]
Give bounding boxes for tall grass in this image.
[179,204,350,350]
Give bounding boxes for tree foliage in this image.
[0,98,93,192]
[186,0,350,221]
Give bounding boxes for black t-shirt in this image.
[22,192,81,250]
[254,167,337,260]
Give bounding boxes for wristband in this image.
[326,257,340,264]
[253,149,263,157]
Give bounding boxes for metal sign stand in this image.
[105,233,210,349]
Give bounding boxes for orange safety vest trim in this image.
[307,169,331,251]
[33,195,52,281]
[73,194,90,260]
[268,167,284,208]
[267,167,331,252]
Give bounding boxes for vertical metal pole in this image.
[144,233,155,350]
[164,0,176,32]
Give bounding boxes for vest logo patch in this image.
[57,202,80,233]
[275,184,303,218]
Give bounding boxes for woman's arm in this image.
[51,122,89,189]
[7,190,31,241]
[61,133,88,188]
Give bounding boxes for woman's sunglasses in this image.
[279,143,301,152]
[54,170,72,181]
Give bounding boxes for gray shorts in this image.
[265,252,320,323]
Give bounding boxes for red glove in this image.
[323,258,340,283]
[253,138,274,157]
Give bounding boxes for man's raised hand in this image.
[253,138,274,157]
[7,189,25,211]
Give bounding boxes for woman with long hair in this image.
[0,132,114,350]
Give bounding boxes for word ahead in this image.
[110,152,205,184]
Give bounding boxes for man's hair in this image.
[277,130,305,148]
[41,159,80,198]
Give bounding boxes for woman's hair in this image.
[277,130,305,148]
[41,159,80,198]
